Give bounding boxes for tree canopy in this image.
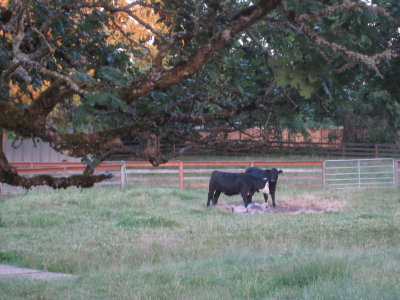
[1,0,399,189]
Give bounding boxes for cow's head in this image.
[269,168,283,182]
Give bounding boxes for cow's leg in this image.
[212,190,221,205]
[247,196,253,207]
[240,191,247,207]
[241,191,252,207]
[270,182,277,207]
[207,189,214,206]
[247,191,256,206]
[263,193,269,203]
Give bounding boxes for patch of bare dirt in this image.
[213,197,345,215]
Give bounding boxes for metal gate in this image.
[323,158,398,189]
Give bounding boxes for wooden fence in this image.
[5,135,400,163]
[172,141,400,159]
[1,160,399,195]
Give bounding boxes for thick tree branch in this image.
[28,81,71,117]
[0,149,111,189]
[119,0,282,103]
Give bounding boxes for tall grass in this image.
[0,185,399,299]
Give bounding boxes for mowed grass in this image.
[0,185,399,299]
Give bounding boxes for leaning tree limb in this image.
[0,137,112,190]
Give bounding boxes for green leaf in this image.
[74,105,89,123]
[83,92,129,111]
[99,66,126,86]
[71,70,96,87]
[276,67,289,87]
[109,93,129,110]
[308,72,318,84]
[84,94,109,107]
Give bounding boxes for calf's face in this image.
[259,181,270,194]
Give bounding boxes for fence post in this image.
[0,183,3,196]
[120,160,127,189]
[322,161,326,188]
[179,161,184,189]
[120,165,125,188]
[394,160,399,187]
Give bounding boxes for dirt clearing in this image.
[213,196,345,214]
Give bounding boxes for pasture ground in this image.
[0,185,399,299]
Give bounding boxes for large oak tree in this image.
[1,0,399,189]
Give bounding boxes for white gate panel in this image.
[323,158,397,189]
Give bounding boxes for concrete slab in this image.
[0,264,76,280]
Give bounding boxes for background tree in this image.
[0,0,399,189]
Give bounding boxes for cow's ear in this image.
[278,170,283,174]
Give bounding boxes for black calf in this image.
[207,171,269,207]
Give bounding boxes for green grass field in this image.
[0,185,399,299]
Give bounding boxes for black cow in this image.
[245,167,283,207]
[207,171,270,207]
